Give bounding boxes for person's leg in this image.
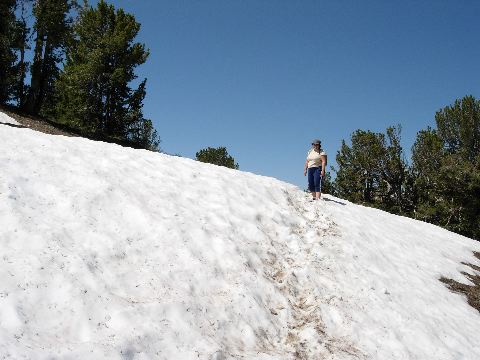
[317,174,323,199]
[314,168,322,199]
[307,168,316,199]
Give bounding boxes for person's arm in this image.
[304,160,308,176]
[320,154,327,177]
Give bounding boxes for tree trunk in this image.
[25,30,45,114]
[17,34,27,107]
[34,38,53,114]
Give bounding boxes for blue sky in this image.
[106,0,479,188]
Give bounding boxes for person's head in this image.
[311,139,321,151]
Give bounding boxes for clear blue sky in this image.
[107,0,479,188]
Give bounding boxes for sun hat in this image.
[311,139,321,145]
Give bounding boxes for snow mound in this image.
[0,112,20,126]
[1,115,480,359]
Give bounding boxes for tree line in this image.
[0,0,159,150]
[330,95,480,241]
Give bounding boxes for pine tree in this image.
[335,139,362,202]
[54,0,159,150]
[412,96,480,239]
[411,128,444,223]
[11,0,31,107]
[24,0,75,115]
[320,170,336,196]
[335,126,408,213]
[436,95,480,162]
[0,0,18,104]
[335,129,387,204]
[380,126,408,213]
[196,147,239,169]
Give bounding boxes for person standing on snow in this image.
[303,139,327,201]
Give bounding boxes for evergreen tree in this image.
[335,129,386,204]
[436,95,480,162]
[123,80,160,151]
[380,126,408,213]
[0,0,17,104]
[54,0,159,150]
[411,128,444,223]
[11,0,31,107]
[412,96,480,239]
[320,169,336,196]
[24,0,75,115]
[435,154,480,239]
[196,147,239,169]
[335,126,408,213]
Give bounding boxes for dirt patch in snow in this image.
[0,104,79,137]
[441,252,480,313]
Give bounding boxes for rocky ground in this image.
[0,105,77,137]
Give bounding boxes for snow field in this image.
[1,112,480,359]
[0,112,20,126]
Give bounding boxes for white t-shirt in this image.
[306,149,327,168]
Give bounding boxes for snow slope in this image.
[1,112,480,360]
[0,112,20,126]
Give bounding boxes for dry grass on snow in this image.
[441,252,480,313]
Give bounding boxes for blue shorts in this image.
[307,167,322,192]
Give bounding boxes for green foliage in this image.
[196,147,239,169]
[335,126,408,213]
[11,1,31,107]
[435,95,480,162]
[334,96,479,241]
[335,130,384,203]
[332,95,479,240]
[54,0,159,150]
[382,126,408,213]
[0,0,18,104]
[321,169,336,195]
[412,96,480,240]
[435,96,480,162]
[25,0,76,115]
[410,128,444,223]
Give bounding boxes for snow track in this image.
[275,194,364,360]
